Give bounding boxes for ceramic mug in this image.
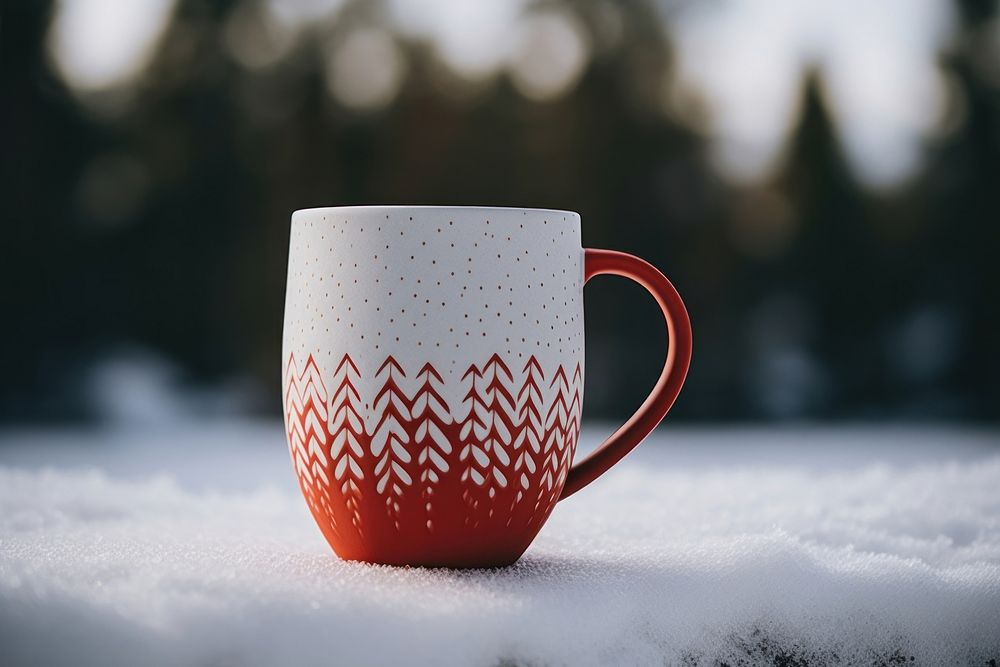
[282,206,691,567]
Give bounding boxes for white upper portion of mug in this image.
[283,205,585,416]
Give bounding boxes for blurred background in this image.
[2,0,998,427]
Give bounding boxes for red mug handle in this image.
[559,248,693,500]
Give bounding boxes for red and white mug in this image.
[282,206,691,567]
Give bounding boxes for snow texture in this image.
[1,423,998,666]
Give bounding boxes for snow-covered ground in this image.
[1,423,998,666]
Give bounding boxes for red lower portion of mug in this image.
[296,465,560,568]
[284,352,581,568]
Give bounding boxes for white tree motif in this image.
[560,362,583,487]
[412,362,452,532]
[285,354,337,534]
[536,364,570,512]
[371,355,412,528]
[328,353,366,532]
[512,355,545,507]
[283,355,311,499]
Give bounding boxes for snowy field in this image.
[1,422,998,666]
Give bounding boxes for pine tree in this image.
[773,72,874,415]
[914,0,1000,417]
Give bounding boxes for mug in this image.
[282,206,691,567]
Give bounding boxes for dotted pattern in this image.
[283,207,585,415]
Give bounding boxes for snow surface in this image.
[1,423,998,666]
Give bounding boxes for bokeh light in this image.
[507,10,589,102]
[324,27,406,111]
[47,0,176,91]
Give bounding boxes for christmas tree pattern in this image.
[561,363,583,488]
[536,363,571,515]
[284,355,310,492]
[286,352,583,534]
[328,354,366,533]
[480,353,517,507]
[371,356,413,529]
[412,362,452,532]
[284,354,338,539]
[458,361,488,523]
[511,355,545,509]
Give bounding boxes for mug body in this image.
[282,206,584,567]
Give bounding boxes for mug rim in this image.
[292,204,581,219]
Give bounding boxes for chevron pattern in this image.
[328,354,366,533]
[283,354,339,541]
[283,353,583,537]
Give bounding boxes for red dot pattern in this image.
[285,207,584,408]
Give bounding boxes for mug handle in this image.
[559,248,693,500]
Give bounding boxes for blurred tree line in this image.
[1,0,997,423]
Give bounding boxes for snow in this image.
[1,423,998,666]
